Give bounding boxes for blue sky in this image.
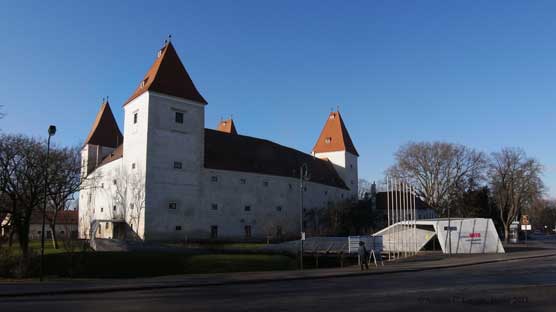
[2,1,556,196]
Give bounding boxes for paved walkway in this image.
[1,248,555,297]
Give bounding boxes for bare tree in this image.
[387,142,487,215]
[109,167,145,238]
[0,134,46,258]
[358,179,372,199]
[488,148,544,241]
[47,146,83,248]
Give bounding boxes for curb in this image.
[2,252,555,298]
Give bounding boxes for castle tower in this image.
[122,40,207,240]
[81,100,123,177]
[216,118,237,135]
[312,111,359,200]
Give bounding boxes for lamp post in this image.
[299,163,309,270]
[40,125,56,281]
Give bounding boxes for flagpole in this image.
[386,176,390,259]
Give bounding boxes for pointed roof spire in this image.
[217,118,238,135]
[84,100,123,148]
[124,40,207,106]
[312,111,359,156]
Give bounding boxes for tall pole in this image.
[447,202,452,256]
[403,182,408,257]
[413,185,417,255]
[299,163,308,270]
[40,125,56,282]
[386,176,390,259]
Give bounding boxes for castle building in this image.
[78,41,359,241]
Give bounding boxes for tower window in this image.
[325,137,332,144]
[211,203,218,210]
[263,181,269,187]
[168,202,177,210]
[133,113,138,124]
[240,178,246,184]
[244,225,252,238]
[175,112,184,124]
[132,163,136,169]
[210,226,218,238]
[175,226,182,231]
[174,161,182,169]
[276,206,282,212]
[211,176,218,182]
[244,205,251,212]
[113,179,117,185]
[113,205,116,211]
[100,207,103,212]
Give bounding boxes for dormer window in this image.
[329,114,335,119]
[325,137,332,144]
[140,78,148,89]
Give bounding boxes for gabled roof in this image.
[312,111,359,156]
[205,129,348,189]
[83,101,123,148]
[217,118,237,135]
[124,41,207,106]
[98,144,123,167]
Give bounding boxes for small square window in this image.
[244,205,251,212]
[304,186,307,192]
[350,164,353,169]
[100,207,104,212]
[174,161,183,169]
[175,226,182,231]
[351,180,354,185]
[113,205,116,211]
[324,190,328,195]
[130,203,134,210]
[175,112,184,124]
[105,223,109,229]
[101,183,104,188]
[113,179,117,185]
[133,113,138,124]
[341,194,344,199]
[211,176,218,182]
[132,163,136,169]
[211,203,218,210]
[240,178,246,184]
[169,202,177,209]
[288,184,293,190]
[276,206,282,212]
[263,181,269,187]
[325,137,332,144]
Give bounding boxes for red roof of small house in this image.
[312,111,358,156]
[124,41,207,106]
[29,210,78,225]
[217,119,237,135]
[83,101,123,148]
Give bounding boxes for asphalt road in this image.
[2,255,556,312]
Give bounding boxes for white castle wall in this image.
[313,150,358,200]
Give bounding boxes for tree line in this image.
[0,134,82,258]
[387,141,544,241]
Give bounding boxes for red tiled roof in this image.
[30,210,78,225]
[98,144,123,167]
[216,119,237,135]
[205,129,348,189]
[83,101,123,148]
[124,41,207,106]
[312,111,358,156]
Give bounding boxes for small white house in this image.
[78,40,360,242]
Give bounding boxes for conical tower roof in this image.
[312,111,358,156]
[124,41,207,106]
[217,118,237,135]
[84,101,123,148]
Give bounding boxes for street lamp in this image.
[40,125,56,281]
[299,163,309,270]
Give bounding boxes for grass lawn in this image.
[165,242,268,250]
[43,252,297,278]
[5,240,73,256]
